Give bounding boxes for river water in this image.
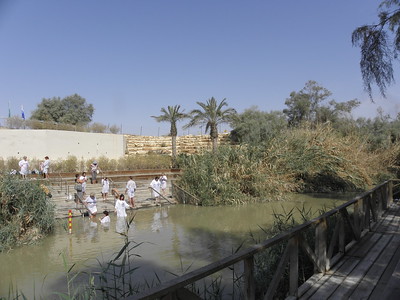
[0,193,354,298]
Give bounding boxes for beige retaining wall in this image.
[0,129,124,160]
[124,133,230,155]
[0,129,230,159]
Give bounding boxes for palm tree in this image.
[152,105,187,160]
[185,97,237,153]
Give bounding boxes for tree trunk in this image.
[212,137,218,153]
[172,135,177,164]
[210,125,218,153]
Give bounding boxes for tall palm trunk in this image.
[172,134,177,159]
[210,125,218,153]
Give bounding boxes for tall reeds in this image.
[176,124,394,205]
[0,175,55,252]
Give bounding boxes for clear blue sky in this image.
[0,0,399,136]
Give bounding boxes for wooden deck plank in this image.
[297,203,400,300]
[309,275,344,300]
[380,251,400,300]
[348,234,400,299]
[328,233,390,299]
[298,257,358,299]
[368,234,400,300]
[345,232,381,258]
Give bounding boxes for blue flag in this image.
[21,105,25,120]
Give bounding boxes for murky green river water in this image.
[0,193,355,298]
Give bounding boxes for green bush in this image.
[176,124,395,206]
[0,175,55,252]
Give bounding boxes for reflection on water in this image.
[0,194,353,298]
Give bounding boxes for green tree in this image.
[185,97,237,153]
[152,105,187,159]
[31,94,94,125]
[230,107,287,144]
[352,0,400,98]
[283,81,360,127]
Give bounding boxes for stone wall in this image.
[0,129,231,159]
[124,133,230,155]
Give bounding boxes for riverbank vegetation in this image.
[176,123,398,205]
[0,153,172,174]
[0,175,55,252]
[175,80,400,205]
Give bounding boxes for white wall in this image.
[0,129,124,160]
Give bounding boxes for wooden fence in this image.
[128,180,396,300]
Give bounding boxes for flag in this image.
[8,101,11,118]
[21,105,25,120]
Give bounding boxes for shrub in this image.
[0,175,55,252]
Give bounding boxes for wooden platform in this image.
[298,201,400,299]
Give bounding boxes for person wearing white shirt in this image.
[84,193,97,218]
[115,194,130,217]
[101,177,110,201]
[160,173,168,196]
[149,176,161,204]
[18,156,29,178]
[99,210,110,224]
[41,156,50,179]
[125,176,137,207]
[79,172,88,196]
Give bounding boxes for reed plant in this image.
[0,154,172,174]
[0,175,55,252]
[176,124,395,205]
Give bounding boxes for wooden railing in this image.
[127,180,395,300]
[171,181,202,205]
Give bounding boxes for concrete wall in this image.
[0,129,124,160]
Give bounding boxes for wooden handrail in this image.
[127,180,394,300]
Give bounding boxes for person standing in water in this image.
[125,176,137,208]
[149,176,161,205]
[101,177,110,201]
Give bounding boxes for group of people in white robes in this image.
[18,156,51,179]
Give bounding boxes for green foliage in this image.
[283,80,360,127]
[230,106,287,144]
[0,175,55,252]
[177,124,394,205]
[185,97,237,152]
[252,206,316,299]
[90,122,107,133]
[352,1,400,97]
[109,124,120,134]
[152,105,187,159]
[30,94,94,126]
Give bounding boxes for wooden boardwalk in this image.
[298,201,400,300]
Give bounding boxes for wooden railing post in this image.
[353,200,360,240]
[289,236,299,297]
[244,256,255,300]
[315,218,327,273]
[388,180,393,205]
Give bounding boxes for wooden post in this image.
[315,218,327,273]
[244,256,255,300]
[388,180,393,205]
[289,236,299,297]
[353,200,361,240]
